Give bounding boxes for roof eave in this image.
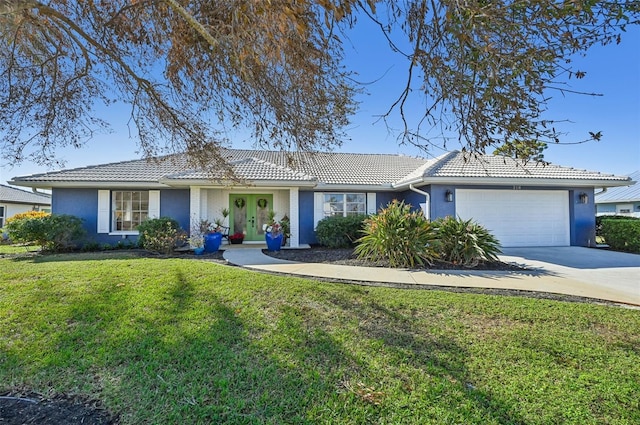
[314,183,396,191]
[596,198,640,204]
[0,200,51,206]
[159,178,317,188]
[396,176,632,188]
[9,180,171,189]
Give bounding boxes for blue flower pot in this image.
[204,232,223,253]
[265,232,283,251]
[193,247,205,255]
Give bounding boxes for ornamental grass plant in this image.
[433,216,502,267]
[355,200,438,268]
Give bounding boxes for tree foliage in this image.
[493,140,548,162]
[1,1,638,167]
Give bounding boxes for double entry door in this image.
[229,194,273,242]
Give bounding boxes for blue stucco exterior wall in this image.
[374,192,398,211]
[399,185,457,219]
[53,185,597,248]
[52,188,101,241]
[299,191,316,245]
[160,189,190,232]
[52,188,190,246]
[571,188,596,246]
[399,190,426,211]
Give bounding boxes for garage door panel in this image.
[456,189,570,247]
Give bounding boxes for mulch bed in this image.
[264,246,526,271]
[0,391,117,425]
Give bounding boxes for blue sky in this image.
[2,18,639,186]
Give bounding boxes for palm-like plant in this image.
[355,200,438,268]
[433,216,502,268]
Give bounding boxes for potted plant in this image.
[279,215,290,246]
[198,218,222,253]
[229,231,245,244]
[188,234,205,255]
[264,211,283,251]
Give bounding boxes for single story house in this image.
[595,170,640,218]
[0,184,51,229]
[9,149,632,248]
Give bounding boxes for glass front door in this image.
[229,194,273,241]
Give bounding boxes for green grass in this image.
[0,243,39,254]
[1,252,639,424]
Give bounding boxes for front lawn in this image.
[1,252,638,424]
[0,243,39,254]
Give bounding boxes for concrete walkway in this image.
[223,247,640,306]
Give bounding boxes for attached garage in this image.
[455,189,570,247]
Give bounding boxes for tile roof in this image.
[11,149,427,187]
[9,149,630,188]
[221,150,428,185]
[10,156,190,183]
[418,151,628,181]
[164,157,316,182]
[595,171,640,202]
[0,184,51,204]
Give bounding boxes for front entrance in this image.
[229,194,273,242]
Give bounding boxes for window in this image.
[113,191,149,231]
[323,193,366,217]
[617,204,633,215]
[0,206,5,229]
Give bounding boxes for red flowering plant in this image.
[229,232,245,243]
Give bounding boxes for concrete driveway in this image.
[500,247,640,305]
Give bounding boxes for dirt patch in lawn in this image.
[0,391,117,425]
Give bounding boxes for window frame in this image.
[322,193,366,217]
[0,205,5,229]
[111,190,150,233]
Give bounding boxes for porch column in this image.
[189,186,201,236]
[289,187,299,248]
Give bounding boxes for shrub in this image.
[596,215,640,238]
[4,212,85,251]
[433,216,501,267]
[44,214,86,252]
[137,217,186,254]
[355,200,438,268]
[600,219,640,253]
[3,211,50,243]
[315,214,367,248]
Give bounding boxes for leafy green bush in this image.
[3,211,50,243]
[600,219,640,253]
[315,214,367,248]
[355,200,438,268]
[433,216,501,267]
[4,213,85,252]
[596,215,640,238]
[137,217,186,254]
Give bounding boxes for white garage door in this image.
[455,189,570,247]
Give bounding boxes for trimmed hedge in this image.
[315,215,367,248]
[596,215,640,237]
[600,219,640,253]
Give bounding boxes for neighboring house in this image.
[9,149,631,248]
[0,184,52,229]
[595,170,639,218]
